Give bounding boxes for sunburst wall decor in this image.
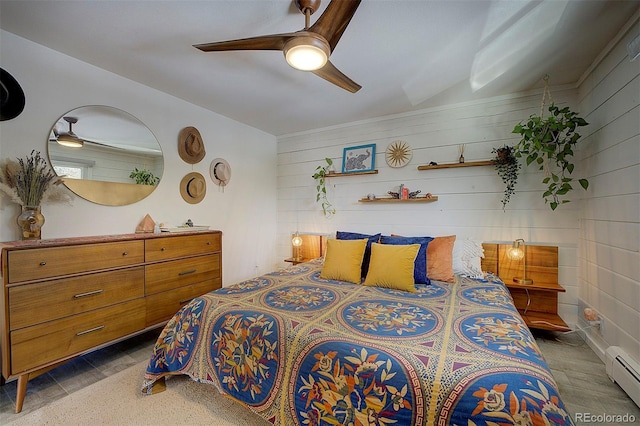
[385,140,412,168]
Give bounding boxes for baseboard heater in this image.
[605,346,640,407]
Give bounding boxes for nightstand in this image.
[504,281,570,332]
[285,234,327,265]
[481,243,570,332]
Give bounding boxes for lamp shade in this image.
[292,234,303,247]
[507,238,532,284]
[507,241,524,260]
[284,35,330,71]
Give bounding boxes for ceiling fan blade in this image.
[312,60,361,93]
[194,33,296,52]
[309,0,361,51]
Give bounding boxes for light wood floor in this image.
[2,328,639,425]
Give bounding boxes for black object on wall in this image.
[0,68,25,121]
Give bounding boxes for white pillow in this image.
[452,239,485,279]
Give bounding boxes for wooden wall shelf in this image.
[417,160,494,170]
[359,196,438,203]
[324,170,379,177]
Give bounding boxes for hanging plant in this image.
[511,76,589,210]
[311,158,336,217]
[492,145,520,211]
[512,103,589,210]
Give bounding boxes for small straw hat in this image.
[180,172,206,204]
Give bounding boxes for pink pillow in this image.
[427,235,456,283]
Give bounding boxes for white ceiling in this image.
[1,0,637,136]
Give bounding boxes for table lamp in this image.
[292,232,303,261]
[508,238,533,284]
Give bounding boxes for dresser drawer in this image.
[9,267,145,331]
[145,253,221,295]
[10,299,145,374]
[145,232,221,262]
[145,279,221,327]
[7,241,144,283]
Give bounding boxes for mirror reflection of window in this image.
[53,163,91,180]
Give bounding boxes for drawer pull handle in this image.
[39,261,46,266]
[179,298,193,304]
[122,252,128,256]
[76,325,105,336]
[206,241,211,245]
[161,247,166,251]
[74,289,104,299]
[178,269,196,276]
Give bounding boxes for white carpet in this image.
[7,360,271,426]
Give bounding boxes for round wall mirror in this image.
[47,106,163,206]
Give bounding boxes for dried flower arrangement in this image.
[0,150,70,207]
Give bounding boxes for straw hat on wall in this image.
[178,126,206,164]
[210,158,231,187]
[180,172,206,204]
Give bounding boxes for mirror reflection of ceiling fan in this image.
[51,116,126,151]
[194,0,362,93]
[53,117,84,148]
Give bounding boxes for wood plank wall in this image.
[576,15,640,359]
[277,88,581,326]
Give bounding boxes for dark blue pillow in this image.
[336,231,381,277]
[380,235,433,284]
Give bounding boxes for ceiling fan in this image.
[194,0,362,93]
[51,117,127,151]
[55,117,84,148]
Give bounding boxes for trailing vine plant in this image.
[492,145,520,211]
[511,76,590,210]
[312,158,336,217]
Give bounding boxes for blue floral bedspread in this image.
[142,259,573,425]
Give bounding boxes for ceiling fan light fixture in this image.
[56,134,84,148]
[284,35,330,71]
[57,116,84,147]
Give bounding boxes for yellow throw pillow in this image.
[320,238,367,284]
[364,243,420,292]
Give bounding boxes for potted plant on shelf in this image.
[312,158,336,216]
[129,167,160,185]
[492,145,520,211]
[512,103,590,210]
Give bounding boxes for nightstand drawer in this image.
[10,299,145,374]
[9,267,145,330]
[145,253,220,295]
[145,233,221,262]
[7,241,144,283]
[145,279,221,326]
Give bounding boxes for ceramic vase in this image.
[17,205,45,240]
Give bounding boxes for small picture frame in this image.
[341,143,376,173]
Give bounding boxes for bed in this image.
[142,236,573,425]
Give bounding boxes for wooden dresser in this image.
[0,230,222,413]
